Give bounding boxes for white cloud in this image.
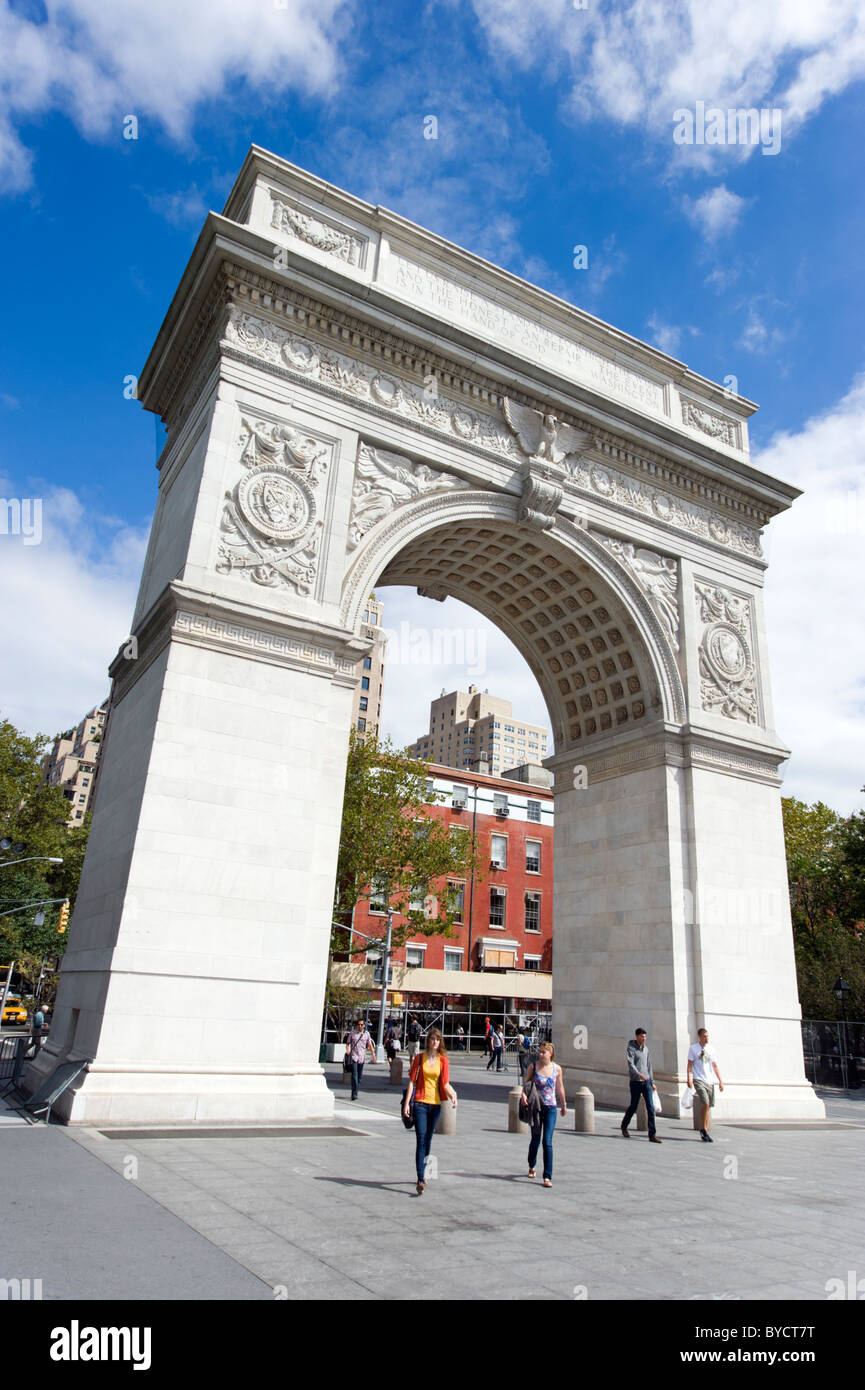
[146,184,209,227]
[471,0,865,157]
[0,478,148,737]
[0,0,353,191]
[737,302,786,354]
[760,372,865,813]
[683,184,748,242]
[645,313,699,357]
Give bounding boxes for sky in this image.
[1,0,864,811]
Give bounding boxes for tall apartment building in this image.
[411,685,548,775]
[351,594,386,738]
[42,703,108,826]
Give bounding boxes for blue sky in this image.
[1,0,864,810]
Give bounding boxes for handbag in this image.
[343,1054,352,1073]
[518,1078,539,1125]
[400,1086,415,1130]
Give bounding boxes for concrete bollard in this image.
[389,1058,403,1087]
[636,1096,648,1131]
[508,1086,529,1134]
[438,1100,457,1135]
[572,1086,594,1133]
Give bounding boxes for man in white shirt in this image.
[686,1027,724,1142]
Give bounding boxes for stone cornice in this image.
[546,724,788,787]
[110,581,367,704]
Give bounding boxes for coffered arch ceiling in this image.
[345,494,686,756]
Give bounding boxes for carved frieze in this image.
[349,444,469,550]
[694,580,759,724]
[595,534,680,651]
[222,307,764,561]
[217,416,329,593]
[270,192,366,268]
[681,399,739,450]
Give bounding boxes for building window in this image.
[78,794,86,803]
[526,840,541,873]
[405,946,425,968]
[361,677,370,691]
[490,887,506,927]
[493,793,509,816]
[369,953,393,986]
[357,717,366,732]
[448,881,465,921]
[74,810,82,819]
[524,956,541,972]
[527,800,541,823]
[369,877,389,914]
[451,784,468,809]
[409,883,426,913]
[359,697,368,711]
[490,833,507,869]
[363,656,372,670]
[525,892,541,932]
[82,778,90,787]
[444,949,463,973]
[484,946,516,969]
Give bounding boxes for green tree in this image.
[781,796,865,1018]
[0,717,92,976]
[333,729,483,954]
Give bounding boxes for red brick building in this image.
[331,763,553,1045]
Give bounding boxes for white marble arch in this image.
[29,147,822,1123]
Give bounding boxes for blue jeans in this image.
[413,1101,441,1182]
[622,1078,656,1136]
[350,1060,364,1099]
[528,1105,558,1181]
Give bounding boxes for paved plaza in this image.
[2,1060,863,1301]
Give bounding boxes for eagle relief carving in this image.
[503,398,593,530]
[217,418,329,593]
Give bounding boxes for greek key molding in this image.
[172,610,356,676]
[222,305,763,562]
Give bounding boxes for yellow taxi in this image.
[1,996,28,1026]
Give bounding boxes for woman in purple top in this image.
[521,1041,567,1188]
[345,1018,376,1101]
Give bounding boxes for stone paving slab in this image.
[44,1063,863,1302]
[3,1062,861,1302]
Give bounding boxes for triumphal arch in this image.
[37,148,823,1122]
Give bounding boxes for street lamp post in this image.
[833,976,851,1091]
[0,856,63,871]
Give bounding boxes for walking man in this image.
[26,1004,46,1058]
[345,1017,376,1101]
[621,1027,662,1142]
[687,1027,724,1142]
[486,1024,504,1072]
[407,1015,422,1061]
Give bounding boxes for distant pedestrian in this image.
[403,1028,457,1194]
[521,1041,566,1187]
[456,1025,466,1052]
[621,1027,661,1142]
[26,1005,46,1059]
[483,1016,491,1057]
[407,1015,422,1061]
[486,1024,504,1072]
[518,1031,533,1081]
[385,1024,400,1062]
[345,1017,376,1101]
[687,1028,724,1143]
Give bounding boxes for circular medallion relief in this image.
[452,407,479,440]
[282,339,319,373]
[590,464,615,497]
[709,515,730,544]
[652,491,673,521]
[237,468,314,542]
[704,622,749,682]
[370,374,401,407]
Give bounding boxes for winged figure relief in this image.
[503,398,593,465]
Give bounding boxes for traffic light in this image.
[57,900,70,934]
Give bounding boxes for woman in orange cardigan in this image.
[403,1027,458,1194]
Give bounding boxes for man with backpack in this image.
[407,1015,422,1061]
